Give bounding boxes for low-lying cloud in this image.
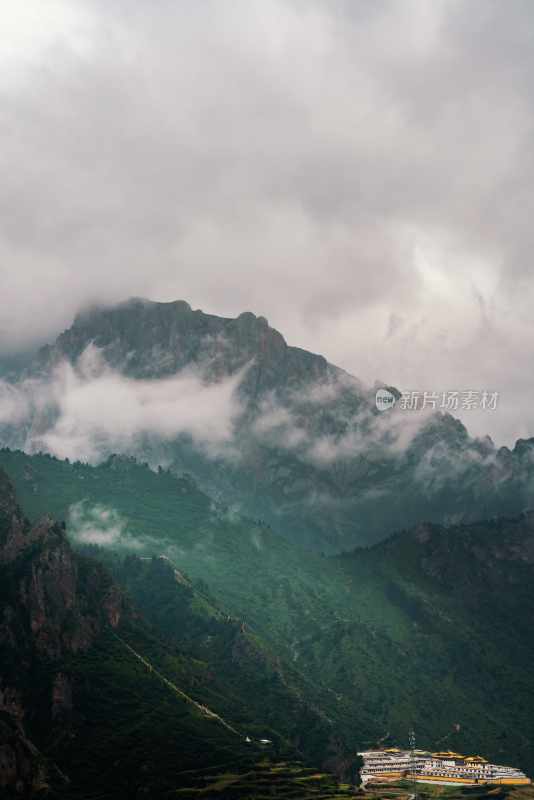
[0,344,245,462]
[251,383,434,466]
[68,501,144,549]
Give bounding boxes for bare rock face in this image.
[0,468,127,660]
[0,469,30,563]
[0,713,47,797]
[0,687,24,723]
[37,298,306,391]
[0,686,45,795]
[0,468,129,795]
[0,469,56,567]
[102,583,124,629]
[51,673,73,723]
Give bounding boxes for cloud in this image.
[0,344,245,462]
[252,394,309,450]
[305,407,433,464]
[0,380,31,425]
[0,342,435,470]
[68,500,145,549]
[1,1,534,443]
[250,379,435,466]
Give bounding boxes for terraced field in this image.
[169,758,355,798]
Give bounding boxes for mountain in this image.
[0,465,361,798]
[2,448,534,780]
[0,467,128,795]
[36,298,341,390]
[2,297,534,552]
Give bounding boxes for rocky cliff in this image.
[35,297,343,396]
[0,468,126,795]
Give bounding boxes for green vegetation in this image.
[0,463,356,797]
[2,448,534,786]
[166,760,355,798]
[53,627,257,798]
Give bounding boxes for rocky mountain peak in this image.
[10,298,533,552]
[33,298,341,398]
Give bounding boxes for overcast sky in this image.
[1,0,533,445]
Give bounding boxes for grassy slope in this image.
[56,627,254,799]
[0,484,355,798]
[42,621,354,799]
[60,629,352,799]
[2,448,533,778]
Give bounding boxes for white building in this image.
[358,748,530,786]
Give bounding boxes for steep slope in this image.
[330,514,534,769]
[2,449,534,779]
[101,552,352,771]
[4,298,534,551]
[0,449,362,769]
[0,464,358,797]
[0,467,128,795]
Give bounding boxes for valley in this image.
[1,302,533,797]
[1,446,534,794]
[4,1,534,795]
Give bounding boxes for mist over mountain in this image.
[1,298,533,552]
[4,3,534,797]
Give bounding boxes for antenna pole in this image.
[409,729,417,800]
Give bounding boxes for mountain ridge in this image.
[34,297,344,394]
[2,297,534,552]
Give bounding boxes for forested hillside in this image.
[2,448,533,781]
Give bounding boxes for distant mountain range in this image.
[2,297,533,552]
